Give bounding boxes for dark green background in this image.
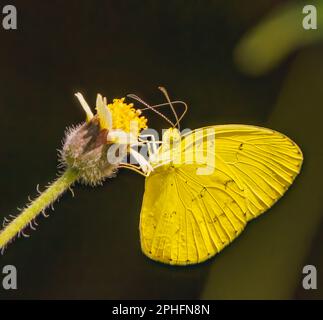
[0,0,322,299]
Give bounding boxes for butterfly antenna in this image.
[140,101,188,124]
[127,93,175,128]
[176,100,188,125]
[158,86,180,130]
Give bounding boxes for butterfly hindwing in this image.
[139,125,303,265]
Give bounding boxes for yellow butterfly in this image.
[130,88,303,266]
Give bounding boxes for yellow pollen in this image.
[107,98,148,135]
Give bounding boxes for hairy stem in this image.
[0,168,80,250]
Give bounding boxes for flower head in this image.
[61,93,152,185]
[76,92,147,136]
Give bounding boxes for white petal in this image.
[96,93,113,130]
[75,92,94,121]
[129,149,153,174]
[107,130,137,144]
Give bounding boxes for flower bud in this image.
[61,116,119,186]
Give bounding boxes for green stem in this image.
[0,168,80,250]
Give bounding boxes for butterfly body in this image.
[139,125,303,266]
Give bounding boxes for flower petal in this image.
[129,148,153,174]
[107,130,137,144]
[75,92,94,122]
[96,94,113,130]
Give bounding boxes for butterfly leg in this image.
[139,134,162,159]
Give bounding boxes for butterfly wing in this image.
[139,125,303,265]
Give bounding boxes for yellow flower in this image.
[75,93,147,137]
[73,92,153,177]
[108,98,147,136]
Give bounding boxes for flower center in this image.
[108,98,147,136]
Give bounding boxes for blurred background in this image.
[0,0,322,299]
